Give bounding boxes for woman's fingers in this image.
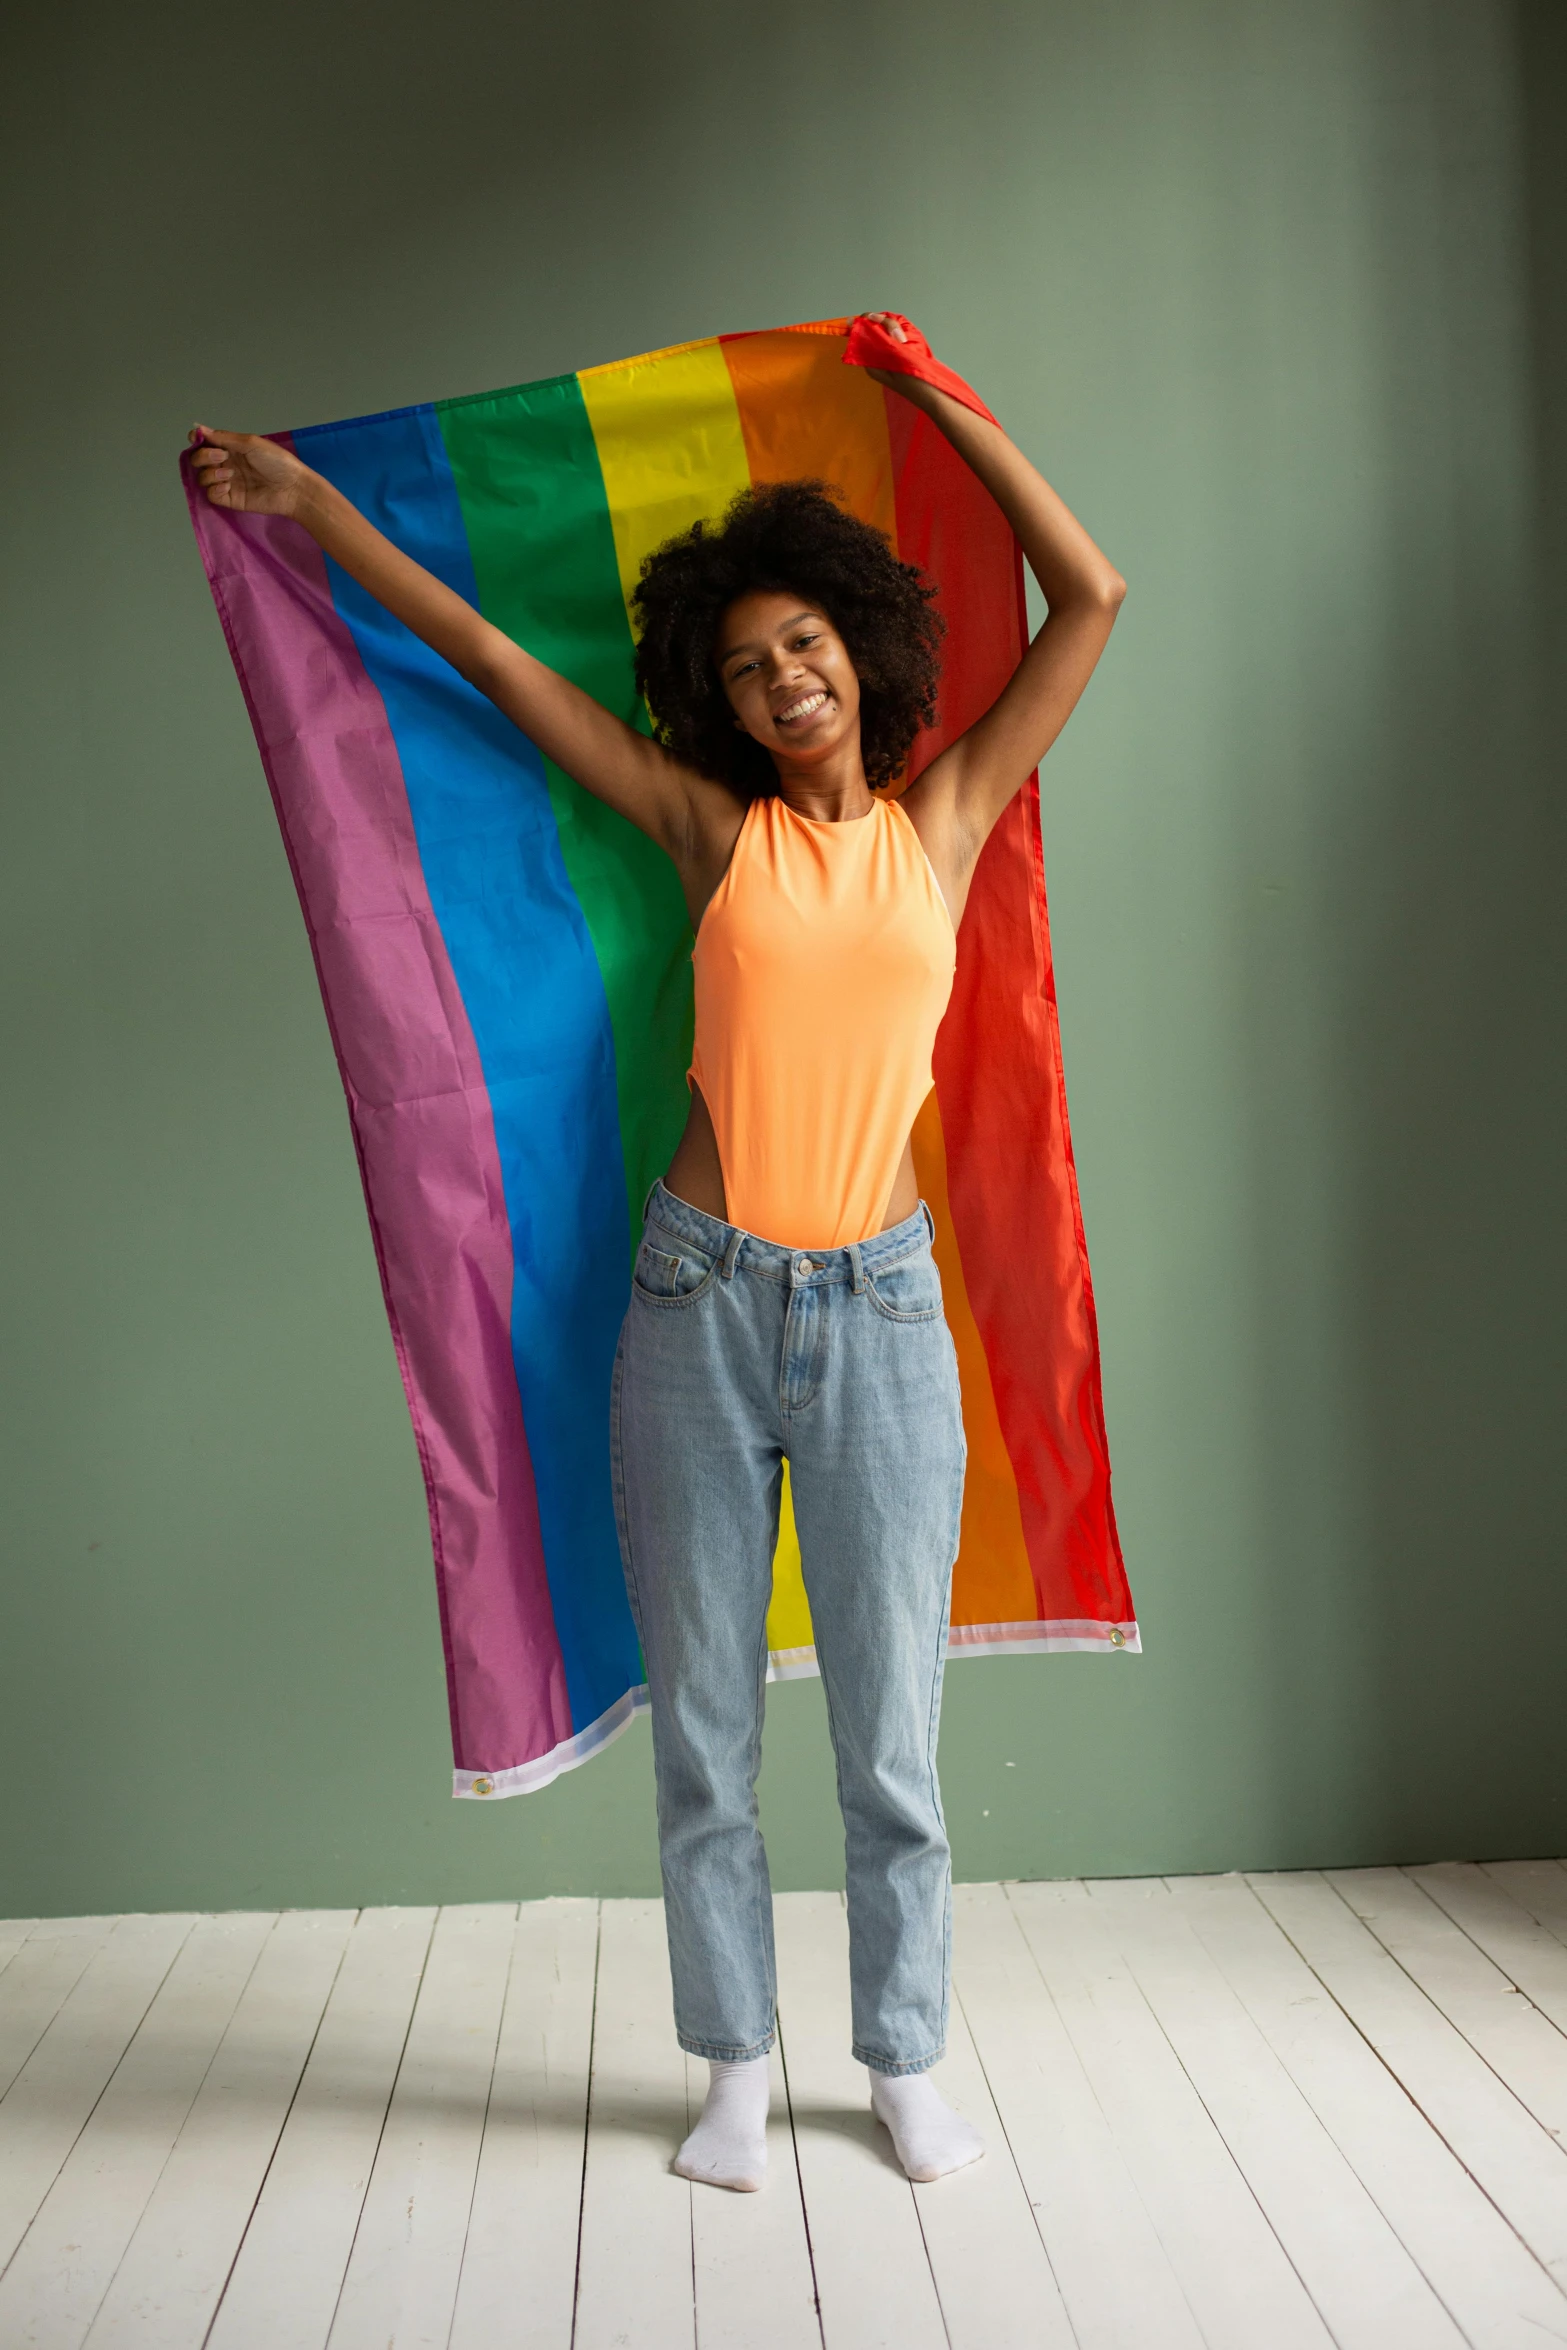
[188,436,245,507]
[189,425,260,482]
[186,422,309,516]
[189,427,258,509]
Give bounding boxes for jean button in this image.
[795,1256,814,1276]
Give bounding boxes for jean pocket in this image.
[632,1237,716,1304]
[865,1250,944,1323]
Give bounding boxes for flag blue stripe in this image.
[297,405,642,1734]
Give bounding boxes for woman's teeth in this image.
[777,691,828,725]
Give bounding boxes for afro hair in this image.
[630,480,944,795]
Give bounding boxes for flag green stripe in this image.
[436,377,693,1254]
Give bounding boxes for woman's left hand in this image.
[855,314,946,409]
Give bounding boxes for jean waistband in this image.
[642,1180,935,1286]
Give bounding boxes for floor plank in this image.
[956,1881,1203,2350]
[6,1877,1567,2350]
[325,1903,516,2350]
[207,1907,437,2350]
[82,1910,356,2349]
[1338,1868,1567,2136]
[447,1899,599,2350]
[0,1917,121,2103]
[0,1912,276,2347]
[1007,1880,1334,2350]
[1483,1860,1567,1951]
[1252,1871,1567,2291]
[0,1923,41,1976]
[0,1913,195,2277]
[572,1896,696,2350]
[1088,1877,1466,2350]
[1173,1872,1567,2350]
[689,2039,823,2350]
[772,1889,948,2350]
[1415,1863,1567,2036]
[914,1939,1075,2350]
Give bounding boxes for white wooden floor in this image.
[2,1867,1567,2348]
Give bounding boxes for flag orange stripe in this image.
[910,1091,1036,1622]
[722,328,1036,1627]
[720,327,899,549]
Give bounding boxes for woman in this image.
[190,315,1124,2193]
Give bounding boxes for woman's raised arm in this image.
[188,428,710,868]
[868,337,1125,922]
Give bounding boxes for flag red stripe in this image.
[885,393,1131,1625]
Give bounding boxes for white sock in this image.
[674,2053,770,2191]
[870,2069,985,2182]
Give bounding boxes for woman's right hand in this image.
[188,426,311,516]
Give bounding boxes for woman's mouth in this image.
[775,690,830,728]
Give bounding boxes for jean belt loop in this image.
[641,1179,661,1225]
[721,1226,745,1281]
[848,1240,865,1296]
[920,1199,936,1245]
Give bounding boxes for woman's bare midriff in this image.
[663,1084,921,1237]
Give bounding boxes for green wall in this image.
[2,0,1562,1916]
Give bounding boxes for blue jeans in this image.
[610,1181,967,2075]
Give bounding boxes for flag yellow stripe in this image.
[577,338,752,619]
[579,337,815,1669]
[764,1461,813,1654]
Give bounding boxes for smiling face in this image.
[715,589,863,775]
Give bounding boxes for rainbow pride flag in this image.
[185,318,1137,1800]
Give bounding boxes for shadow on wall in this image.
[1244,0,1567,1864]
[1354,0,1565,1857]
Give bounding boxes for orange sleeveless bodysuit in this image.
[690,795,957,1251]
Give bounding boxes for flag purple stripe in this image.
[184,447,573,1773]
